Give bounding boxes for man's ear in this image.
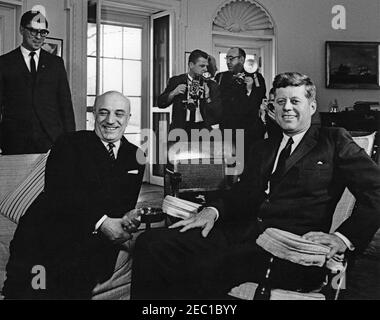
[19,25,24,35]
[125,113,132,126]
[310,100,317,116]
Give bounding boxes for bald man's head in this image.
[93,91,131,143]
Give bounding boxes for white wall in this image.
[185,0,380,113]
[24,0,67,59]
[17,0,380,126]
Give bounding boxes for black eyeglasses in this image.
[225,55,240,62]
[24,26,49,38]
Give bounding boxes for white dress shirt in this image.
[20,46,41,72]
[94,139,122,232]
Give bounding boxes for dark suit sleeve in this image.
[43,134,106,236]
[215,72,222,85]
[57,58,75,132]
[204,80,222,125]
[334,129,380,251]
[157,76,178,109]
[256,72,266,99]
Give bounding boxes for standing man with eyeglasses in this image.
[215,47,266,157]
[0,10,75,155]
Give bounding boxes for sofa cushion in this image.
[0,153,48,224]
[0,154,42,200]
[0,214,17,299]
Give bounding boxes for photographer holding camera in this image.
[259,87,282,139]
[216,47,266,154]
[157,49,221,134]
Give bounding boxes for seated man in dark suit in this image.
[131,72,380,299]
[157,49,221,133]
[4,91,145,299]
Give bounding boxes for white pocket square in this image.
[317,161,324,165]
[128,170,139,174]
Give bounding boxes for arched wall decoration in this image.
[213,0,274,33]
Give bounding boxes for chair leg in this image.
[254,255,275,300]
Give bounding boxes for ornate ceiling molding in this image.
[213,0,273,33]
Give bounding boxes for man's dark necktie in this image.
[108,142,116,161]
[269,137,294,192]
[189,106,196,123]
[29,51,37,82]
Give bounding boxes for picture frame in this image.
[326,41,380,89]
[42,37,63,57]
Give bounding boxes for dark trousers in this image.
[1,118,53,155]
[131,226,326,300]
[183,121,210,137]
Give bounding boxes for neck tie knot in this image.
[29,51,36,57]
[285,136,294,149]
[108,143,116,160]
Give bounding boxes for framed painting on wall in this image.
[42,37,63,57]
[326,41,380,89]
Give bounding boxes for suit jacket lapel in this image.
[88,132,114,172]
[15,47,32,80]
[259,135,282,183]
[115,136,134,168]
[35,49,49,86]
[276,126,319,181]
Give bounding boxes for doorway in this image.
[0,3,18,55]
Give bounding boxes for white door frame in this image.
[0,0,23,55]
[149,10,174,186]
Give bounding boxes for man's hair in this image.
[272,72,316,101]
[230,47,246,59]
[20,10,49,28]
[188,49,209,65]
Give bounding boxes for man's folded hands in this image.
[302,232,348,259]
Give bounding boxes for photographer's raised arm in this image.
[157,76,187,108]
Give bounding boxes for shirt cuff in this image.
[93,215,108,234]
[334,232,355,251]
[205,207,219,221]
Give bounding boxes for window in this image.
[86,23,142,135]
